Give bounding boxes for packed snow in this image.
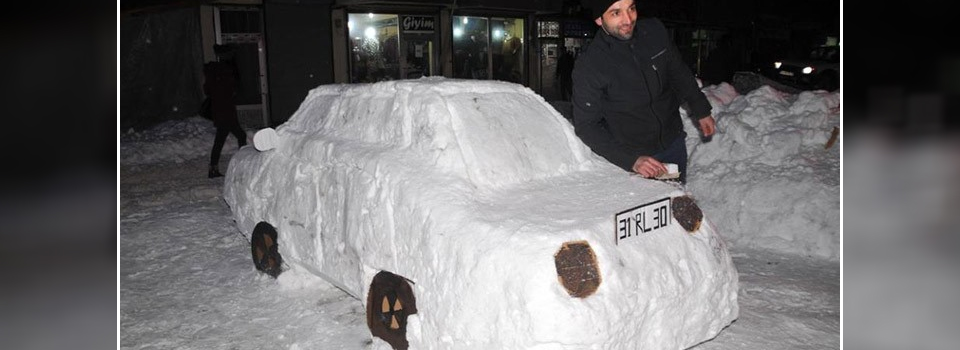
[222,79,738,349]
[119,80,839,349]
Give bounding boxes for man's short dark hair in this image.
[584,0,619,19]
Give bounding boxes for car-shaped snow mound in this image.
[224,77,738,349]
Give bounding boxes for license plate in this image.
[615,198,671,245]
[779,70,794,76]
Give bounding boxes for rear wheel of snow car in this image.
[366,271,418,350]
[250,221,283,278]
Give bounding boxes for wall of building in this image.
[264,0,335,125]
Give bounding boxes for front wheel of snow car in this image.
[250,221,283,278]
[366,271,418,350]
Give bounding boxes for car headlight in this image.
[802,66,815,74]
[774,61,782,69]
[555,241,601,298]
[671,196,703,233]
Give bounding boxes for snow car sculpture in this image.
[224,78,738,349]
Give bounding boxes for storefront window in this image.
[491,18,524,83]
[348,13,401,83]
[452,16,489,79]
[452,16,524,82]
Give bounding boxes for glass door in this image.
[399,15,438,79]
[400,37,434,79]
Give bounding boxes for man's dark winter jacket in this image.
[572,18,712,172]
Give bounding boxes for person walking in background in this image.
[204,44,247,178]
[572,0,716,184]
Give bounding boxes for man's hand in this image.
[632,156,667,178]
[698,115,716,137]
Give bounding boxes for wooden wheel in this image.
[251,221,283,278]
[366,271,417,350]
[555,241,601,298]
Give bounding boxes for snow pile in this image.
[683,83,840,260]
[224,78,738,349]
[119,117,248,166]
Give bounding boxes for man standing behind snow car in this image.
[204,44,247,178]
[573,0,716,184]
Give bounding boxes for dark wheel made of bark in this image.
[671,196,703,233]
[251,221,283,278]
[555,241,601,298]
[367,271,418,350]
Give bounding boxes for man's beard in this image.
[603,21,634,41]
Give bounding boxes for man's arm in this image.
[654,20,713,122]
[571,61,638,171]
[665,41,716,137]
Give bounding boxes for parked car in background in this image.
[766,45,839,91]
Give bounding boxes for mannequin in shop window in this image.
[499,36,522,83]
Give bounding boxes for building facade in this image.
[191,0,835,126]
[199,0,566,126]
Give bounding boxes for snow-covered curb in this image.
[120,117,249,166]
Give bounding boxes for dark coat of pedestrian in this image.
[204,44,247,178]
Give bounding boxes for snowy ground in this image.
[120,156,838,350]
[120,84,840,349]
